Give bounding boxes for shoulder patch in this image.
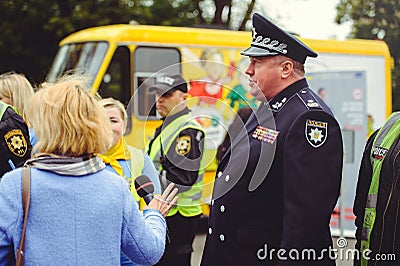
[297,89,322,110]
[176,135,191,156]
[4,129,28,157]
[305,119,328,148]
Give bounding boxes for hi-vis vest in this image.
[361,112,400,266]
[146,113,206,217]
[0,102,18,119]
[127,145,144,202]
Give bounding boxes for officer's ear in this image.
[182,92,188,101]
[280,60,293,79]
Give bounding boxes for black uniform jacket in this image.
[0,105,31,178]
[201,79,343,265]
[353,130,400,265]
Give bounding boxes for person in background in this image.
[216,107,253,164]
[99,97,162,266]
[146,74,206,266]
[0,74,178,265]
[0,71,36,145]
[201,13,343,265]
[0,101,31,179]
[353,112,400,266]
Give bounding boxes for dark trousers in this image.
[156,213,201,266]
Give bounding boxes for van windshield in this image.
[47,42,108,85]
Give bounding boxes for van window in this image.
[47,42,108,85]
[134,47,180,120]
[98,46,130,106]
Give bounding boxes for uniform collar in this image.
[162,107,190,126]
[269,78,308,112]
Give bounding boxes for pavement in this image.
[191,233,356,266]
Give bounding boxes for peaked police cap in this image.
[149,74,188,94]
[241,13,318,64]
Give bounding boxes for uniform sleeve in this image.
[281,110,343,250]
[120,178,166,265]
[0,108,32,178]
[142,154,162,194]
[162,128,204,192]
[353,130,377,262]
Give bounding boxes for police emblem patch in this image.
[4,129,28,157]
[305,119,328,148]
[176,136,191,156]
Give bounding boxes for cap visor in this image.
[240,46,279,57]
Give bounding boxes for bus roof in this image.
[60,24,391,58]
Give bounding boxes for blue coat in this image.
[201,78,343,265]
[0,167,166,265]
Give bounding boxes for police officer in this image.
[0,101,31,179]
[353,112,400,266]
[146,74,206,266]
[201,13,343,265]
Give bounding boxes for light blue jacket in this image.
[0,167,166,265]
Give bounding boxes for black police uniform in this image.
[147,107,205,266]
[0,104,31,178]
[201,78,343,266]
[353,128,400,266]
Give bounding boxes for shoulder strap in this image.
[16,165,31,266]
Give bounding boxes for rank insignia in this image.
[4,129,28,157]
[305,119,328,148]
[176,135,191,156]
[252,125,279,144]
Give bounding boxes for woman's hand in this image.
[144,183,178,217]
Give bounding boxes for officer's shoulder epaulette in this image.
[296,88,322,110]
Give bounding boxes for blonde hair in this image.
[100,98,128,124]
[27,74,112,156]
[0,71,35,119]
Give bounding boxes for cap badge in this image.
[252,29,288,55]
[156,76,175,86]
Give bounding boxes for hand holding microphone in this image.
[135,175,178,217]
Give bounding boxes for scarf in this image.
[97,138,130,176]
[26,153,105,176]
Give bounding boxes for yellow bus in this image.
[48,24,392,237]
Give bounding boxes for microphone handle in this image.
[143,194,154,205]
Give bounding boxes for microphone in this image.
[134,175,154,205]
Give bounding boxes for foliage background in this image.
[1,0,399,110]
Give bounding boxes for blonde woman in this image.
[100,97,162,265]
[0,74,178,265]
[0,71,36,144]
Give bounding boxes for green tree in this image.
[0,0,257,85]
[335,0,400,111]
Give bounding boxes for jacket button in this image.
[220,205,225,213]
[219,234,225,242]
[225,175,230,182]
[208,227,212,235]
[217,171,222,178]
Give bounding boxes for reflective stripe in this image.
[365,194,378,208]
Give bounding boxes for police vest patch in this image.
[305,119,328,148]
[4,129,28,157]
[371,146,388,160]
[176,135,191,156]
